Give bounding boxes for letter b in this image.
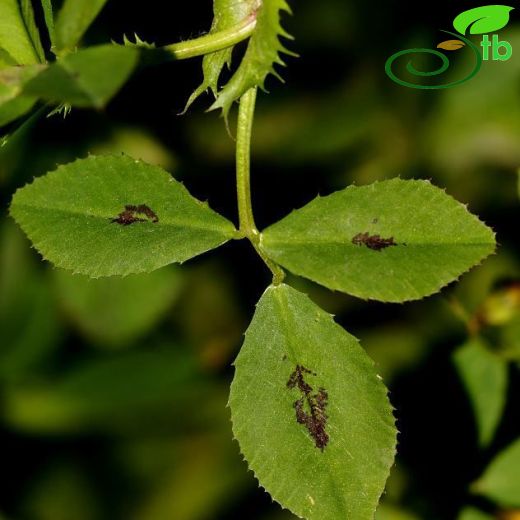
[492,34,512,61]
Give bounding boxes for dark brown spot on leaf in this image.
[111,204,159,226]
[287,365,329,451]
[352,232,397,251]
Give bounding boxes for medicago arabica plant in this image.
[3,0,496,518]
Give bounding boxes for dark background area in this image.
[1,1,519,519]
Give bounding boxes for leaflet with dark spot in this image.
[111,204,159,226]
[352,232,396,251]
[287,365,329,451]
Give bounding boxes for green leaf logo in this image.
[453,5,514,35]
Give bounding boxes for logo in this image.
[385,5,514,89]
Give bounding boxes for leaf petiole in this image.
[163,16,257,60]
[236,87,285,285]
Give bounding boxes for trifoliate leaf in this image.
[230,284,396,520]
[10,154,236,277]
[261,178,496,302]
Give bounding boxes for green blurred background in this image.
[1,0,519,518]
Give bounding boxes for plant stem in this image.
[236,88,285,285]
[164,17,257,60]
[236,88,257,238]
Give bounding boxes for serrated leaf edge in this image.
[228,284,398,519]
[209,0,296,123]
[9,153,237,277]
[260,178,497,303]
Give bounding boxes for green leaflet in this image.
[210,0,295,120]
[453,339,508,447]
[0,64,43,126]
[0,92,35,127]
[23,45,139,109]
[0,105,44,184]
[39,0,56,50]
[0,265,59,382]
[53,267,183,348]
[230,284,396,520]
[10,154,237,277]
[20,0,46,62]
[3,347,210,433]
[472,438,520,507]
[457,507,494,520]
[0,47,18,69]
[55,0,108,52]
[0,0,40,65]
[0,222,61,384]
[261,178,496,303]
[0,65,45,98]
[184,0,257,111]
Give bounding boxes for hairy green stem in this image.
[236,88,285,285]
[164,17,257,60]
